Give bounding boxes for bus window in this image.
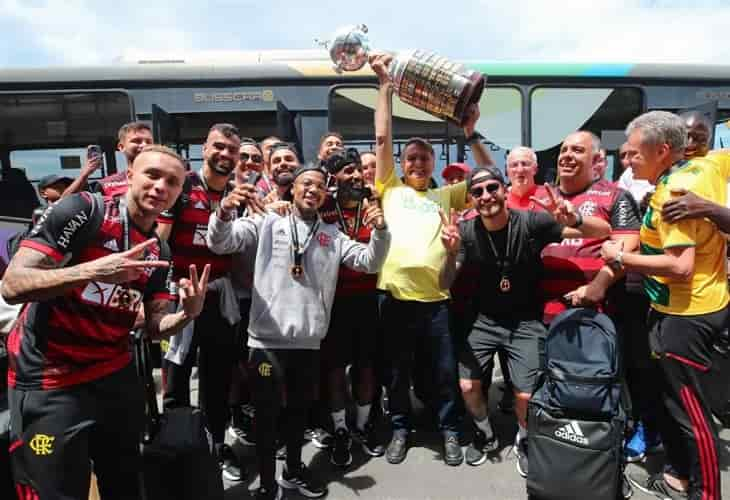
[0,91,133,154]
[714,115,730,149]
[530,87,642,183]
[328,85,522,179]
[11,147,106,182]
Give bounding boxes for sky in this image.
[1,0,729,67]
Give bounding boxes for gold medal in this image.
[291,265,304,278]
[499,276,511,293]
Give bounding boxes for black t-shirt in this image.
[457,209,564,321]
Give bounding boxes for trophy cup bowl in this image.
[327,25,486,126]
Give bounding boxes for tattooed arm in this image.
[143,299,192,340]
[2,247,94,304]
[144,263,210,340]
[2,239,168,305]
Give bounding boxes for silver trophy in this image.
[324,24,486,126]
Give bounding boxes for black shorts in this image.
[321,294,378,371]
[458,315,546,394]
[9,363,144,499]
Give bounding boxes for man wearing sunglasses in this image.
[439,166,610,475]
[369,53,494,467]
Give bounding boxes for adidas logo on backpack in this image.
[554,421,588,445]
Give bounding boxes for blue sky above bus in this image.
[1,1,729,67]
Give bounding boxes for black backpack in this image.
[527,308,628,500]
[535,308,623,418]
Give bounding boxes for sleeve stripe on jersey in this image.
[20,240,64,262]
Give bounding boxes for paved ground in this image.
[171,369,729,500]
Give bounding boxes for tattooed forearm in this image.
[144,299,193,340]
[1,247,93,304]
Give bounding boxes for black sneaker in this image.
[386,432,408,464]
[253,485,282,500]
[305,427,333,449]
[278,462,328,498]
[443,434,463,466]
[228,407,255,446]
[513,438,528,478]
[465,428,498,466]
[352,422,385,457]
[627,472,687,499]
[330,428,353,467]
[275,442,287,461]
[219,444,244,482]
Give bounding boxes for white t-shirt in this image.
[617,167,653,203]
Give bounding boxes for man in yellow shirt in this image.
[601,111,728,500]
[369,53,493,466]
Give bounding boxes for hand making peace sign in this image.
[530,184,581,227]
[439,208,461,256]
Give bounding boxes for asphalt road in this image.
[201,374,729,500]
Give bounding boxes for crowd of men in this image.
[0,55,728,500]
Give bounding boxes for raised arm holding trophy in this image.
[325,24,486,126]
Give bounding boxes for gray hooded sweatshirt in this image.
[207,210,390,350]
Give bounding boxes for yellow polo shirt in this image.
[375,170,467,302]
[641,158,728,315]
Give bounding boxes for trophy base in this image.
[452,72,486,127]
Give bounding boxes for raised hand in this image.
[439,208,461,256]
[368,53,393,85]
[531,184,579,226]
[463,103,481,137]
[221,184,264,215]
[88,238,169,284]
[178,264,210,319]
[362,198,386,230]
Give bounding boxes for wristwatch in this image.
[609,250,624,271]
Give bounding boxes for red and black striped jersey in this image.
[320,197,377,297]
[537,179,641,323]
[7,193,173,391]
[158,171,232,281]
[90,171,129,197]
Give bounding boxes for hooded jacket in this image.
[207,210,390,349]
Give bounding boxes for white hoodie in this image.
[207,210,389,350]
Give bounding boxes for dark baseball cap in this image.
[293,162,329,182]
[38,174,74,190]
[322,147,361,175]
[466,166,505,188]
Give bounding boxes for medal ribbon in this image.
[289,212,320,275]
[334,200,362,239]
[483,215,512,292]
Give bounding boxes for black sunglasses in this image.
[469,182,501,198]
[240,152,263,163]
